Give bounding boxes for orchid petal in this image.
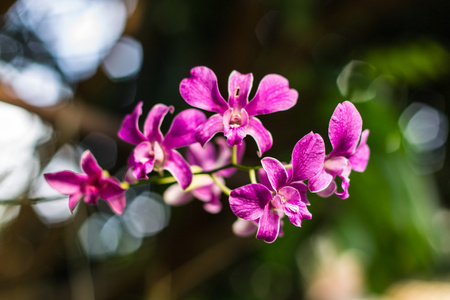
[317,181,337,198]
[245,74,298,116]
[257,168,272,190]
[278,186,310,227]
[201,187,222,214]
[335,165,352,199]
[186,142,216,170]
[256,205,281,243]
[143,104,173,143]
[180,66,229,114]
[229,183,272,220]
[323,156,350,176]
[81,150,103,177]
[84,191,99,205]
[163,183,194,206]
[308,168,333,193]
[289,181,309,205]
[328,101,363,157]
[349,129,370,172]
[68,192,83,212]
[195,114,225,146]
[163,109,207,149]
[261,157,288,191]
[99,178,126,200]
[118,102,147,145]
[228,71,253,109]
[128,141,155,180]
[44,171,86,194]
[291,132,326,181]
[163,149,193,190]
[106,194,127,215]
[223,108,248,147]
[246,117,273,156]
[232,219,258,237]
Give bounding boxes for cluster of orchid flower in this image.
[45,66,370,243]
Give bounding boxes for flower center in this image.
[229,114,242,127]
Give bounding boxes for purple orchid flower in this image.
[164,137,245,213]
[308,101,370,199]
[118,102,206,189]
[180,66,298,156]
[229,132,325,243]
[44,150,127,214]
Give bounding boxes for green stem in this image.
[0,195,69,205]
[231,145,238,165]
[249,169,257,184]
[210,174,231,196]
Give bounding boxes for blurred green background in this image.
[0,0,449,299]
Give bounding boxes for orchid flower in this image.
[118,102,206,189]
[229,132,325,243]
[44,150,127,214]
[180,66,298,156]
[308,101,370,199]
[164,138,244,213]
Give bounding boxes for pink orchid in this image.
[308,101,370,199]
[44,150,127,214]
[180,66,298,156]
[118,102,206,189]
[229,132,325,243]
[164,138,244,213]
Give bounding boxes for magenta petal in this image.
[256,169,269,189]
[118,102,147,145]
[84,191,99,205]
[289,181,309,205]
[328,101,363,157]
[229,183,272,220]
[81,150,103,177]
[106,194,127,215]
[128,141,155,180]
[186,142,216,170]
[180,66,229,114]
[245,74,298,116]
[317,181,337,198]
[308,168,333,193]
[143,104,173,143]
[199,186,222,214]
[44,171,86,194]
[323,156,350,176]
[223,108,248,147]
[246,117,273,156]
[278,186,310,227]
[228,71,253,109]
[99,178,126,200]
[232,219,258,237]
[335,165,352,199]
[163,108,207,149]
[349,129,370,172]
[261,157,288,191]
[195,114,225,146]
[291,132,326,181]
[163,149,193,190]
[68,192,83,212]
[256,205,281,243]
